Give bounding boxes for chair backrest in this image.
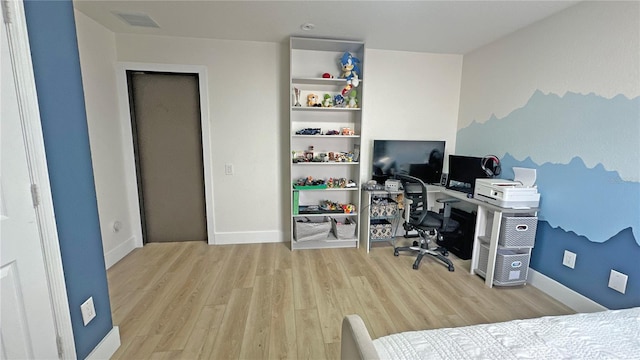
[395,174,430,225]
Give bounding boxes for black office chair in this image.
[394,174,458,271]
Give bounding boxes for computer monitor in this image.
[371,140,445,184]
[446,155,490,193]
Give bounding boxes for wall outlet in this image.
[562,250,576,269]
[81,296,96,326]
[224,163,234,175]
[608,270,628,294]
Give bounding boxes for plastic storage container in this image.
[499,215,538,247]
[477,242,530,286]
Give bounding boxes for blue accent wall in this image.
[23,0,113,358]
[456,91,640,309]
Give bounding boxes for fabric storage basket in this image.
[370,198,397,218]
[477,243,529,285]
[294,217,331,242]
[384,199,398,217]
[499,215,538,247]
[332,218,357,239]
[370,219,393,240]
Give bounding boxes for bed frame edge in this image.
[341,314,380,360]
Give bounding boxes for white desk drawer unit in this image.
[477,242,530,286]
[499,215,538,248]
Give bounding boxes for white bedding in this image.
[373,307,640,359]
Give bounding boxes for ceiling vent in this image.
[114,12,160,28]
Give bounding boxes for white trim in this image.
[214,230,284,245]
[115,62,216,246]
[3,0,76,357]
[528,269,607,313]
[86,326,120,360]
[104,236,137,269]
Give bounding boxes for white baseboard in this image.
[212,230,284,245]
[104,236,138,269]
[528,269,607,313]
[86,326,120,360]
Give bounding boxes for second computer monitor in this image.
[447,155,490,193]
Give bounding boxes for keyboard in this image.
[447,186,473,194]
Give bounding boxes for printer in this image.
[474,178,540,208]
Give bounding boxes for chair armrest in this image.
[436,198,460,204]
[436,198,459,219]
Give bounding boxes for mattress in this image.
[373,307,640,359]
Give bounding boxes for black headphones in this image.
[481,155,501,177]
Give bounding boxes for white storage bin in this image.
[499,215,538,248]
[294,217,331,242]
[332,218,357,239]
[477,243,530,286]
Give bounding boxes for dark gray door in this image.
[128,72,207,243]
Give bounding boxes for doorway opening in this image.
[126,71,207,244]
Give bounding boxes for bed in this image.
[341,307,640,359]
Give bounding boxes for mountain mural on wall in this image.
[456,91,640,309]
[456,91,640,245]
[498,153,639,246]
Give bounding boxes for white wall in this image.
[75,11,135,268]
[115,34,286,245]
[458,1,639,130]
[74,18,464,261]
[360,49,462,179]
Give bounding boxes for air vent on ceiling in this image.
[114,12,160,28]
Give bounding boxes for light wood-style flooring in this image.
[107,241,573,359]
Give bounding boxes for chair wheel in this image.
[441,250,449,256]
[394,250,399,256]
[413,263,419,270]
[412,241,419,247]
[448,265,455,272]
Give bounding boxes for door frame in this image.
[116,62,216,246]
[3,0,75,356]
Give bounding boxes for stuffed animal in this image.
[322,93,333,107]
[340,52,360,80]
[339,52,361,96]
[307,93,320,107]
[334,94,345,107]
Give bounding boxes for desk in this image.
[433,186,538,288]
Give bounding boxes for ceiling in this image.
[73,0,580,54]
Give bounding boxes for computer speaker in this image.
[440,173,448,186]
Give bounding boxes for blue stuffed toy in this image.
[339,52,361,96]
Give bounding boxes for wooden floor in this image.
[107,240,573,359]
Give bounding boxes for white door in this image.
[0,16,59,360]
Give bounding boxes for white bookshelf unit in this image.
[289,37,365,250]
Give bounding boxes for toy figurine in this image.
[322,93,333,107]
[346,90,358,108]
[334,94,345,107]
[293,88,302,107]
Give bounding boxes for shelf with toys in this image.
[289,37,364,250]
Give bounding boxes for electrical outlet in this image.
[81,297,96,326]
[224,163,234,175]
[562,250,576,269]
[608,270,628,294]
